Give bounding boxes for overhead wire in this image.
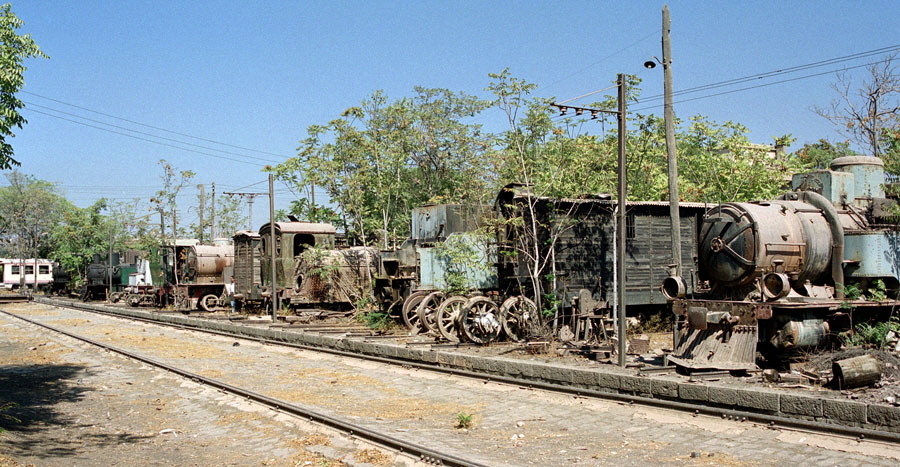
[23,107,272,167]
[542,29,659,93]
[631,59,889,113]
[635,44,900,105]
[22,90,292,159]
[23,101,282,164]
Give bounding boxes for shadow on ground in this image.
[0,363,151,458]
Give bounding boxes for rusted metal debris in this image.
[833,354,883,389]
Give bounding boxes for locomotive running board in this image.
[668,324,759,372]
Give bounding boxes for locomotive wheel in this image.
[500,296,536,342]
[435,295,467,343]
[401,291,429,333]
[416,291,444,335]
[459,296,501,344]
[200,294,220,312]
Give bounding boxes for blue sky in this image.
[7,1,900,229]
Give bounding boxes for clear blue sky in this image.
[7,1,900,229]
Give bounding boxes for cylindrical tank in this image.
[830,155,885,201]
[185,245,234,277]
[699,200,833,287]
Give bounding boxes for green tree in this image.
[273,87,494,246]
[50,199,115,280]
[678,117,803,203]
[150,160,194,242]
[0,172,66,267]
[883,128,900,177]
[189,191,246,239]
[0,3,48,170]
[794,139,856,170]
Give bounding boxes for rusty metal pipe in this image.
[795,191,844,299]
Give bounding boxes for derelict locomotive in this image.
[667,156,900,370]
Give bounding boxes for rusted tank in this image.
[698,199,833,290]
[183,245,234,284]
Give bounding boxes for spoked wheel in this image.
[500,296,537,342]
[416,291,444,335]
[200,294,220,312]
[459,296,502,344]
[435,295,467,343]
[401,291,429,334]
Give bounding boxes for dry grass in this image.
[278,368,397,394]
[294,433,332,447]
[215,411,263,426]
[0,454,33,467]
[0,340,72,366]
[353,449,392,465]
[288,437,345,467]
[269,386,483,421]
[289,450,346,467]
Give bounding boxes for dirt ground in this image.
[0,306,410,466]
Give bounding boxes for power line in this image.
[22,90,292,159]
[24,101,282,164]
[23,107,273,166]
[638,44,900,104]
[631,59,885,113]
[542,29,658,93]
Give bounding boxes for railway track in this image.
[0,306,488,467]
[33,297,900,445]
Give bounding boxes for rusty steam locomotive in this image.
[667,156,900,370]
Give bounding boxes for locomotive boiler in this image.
[170,240,234,311]
[667,156,900,370]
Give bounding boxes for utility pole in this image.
[662,5,682,277]
[615,74,628,367]
[223,191,267,231]
[551,73,628,366]
[210,182,216,239]
[198,183,205,243]
[269,174,278,320]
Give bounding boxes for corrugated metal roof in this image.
[508,192,711,209]
[259,222,336,234]
[233,230,260,239]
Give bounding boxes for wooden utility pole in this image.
[550,74,629,366]
[268,174,278,320]
[663,5,682,277]
[210,182,216,239]
[616,73,628,367]
[223,191,266,231]
[198,183,205,243]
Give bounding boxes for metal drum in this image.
[699,200,832,288]
[184,245,234,283]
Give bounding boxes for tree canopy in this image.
[270,70,814,247]
[0,3,48,170]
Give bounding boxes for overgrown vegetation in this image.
[433,232,493,295]
[843,317,900,348]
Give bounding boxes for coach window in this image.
[25,265,34,275]
[11,265,19,274]
[39,265,50,275]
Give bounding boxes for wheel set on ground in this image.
[400,291,536,344]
